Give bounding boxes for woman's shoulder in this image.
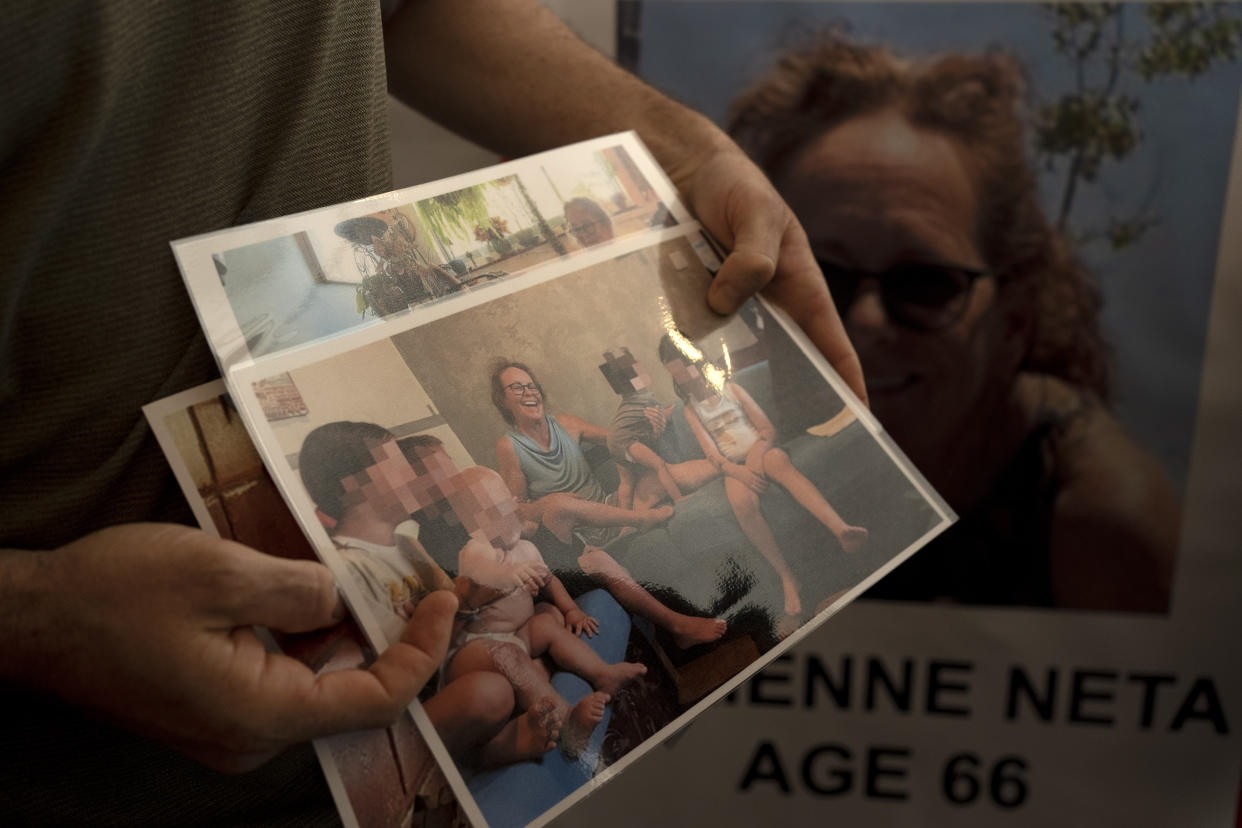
[1016,374,1178,608]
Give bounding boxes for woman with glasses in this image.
[728,36,1178,611]
[488,359,729,648]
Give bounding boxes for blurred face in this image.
[500,366,544,425]
[447,467,524,550]
[340,439,425,522]
[402,442,460,520]
[662,356,713,403]
[775,108,1018,459]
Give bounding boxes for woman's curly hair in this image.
[728,33,1112,399]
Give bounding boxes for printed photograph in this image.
[205,142,675,362]
[621,0,1242,613]
[245,234,949,828]
[145,385,465,828]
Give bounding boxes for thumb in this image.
[215,547,344,634]
[706,192,785,315]
[369,589,458,696]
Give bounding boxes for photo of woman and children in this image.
[253,234,948,827]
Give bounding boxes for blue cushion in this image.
[467,589,629,828]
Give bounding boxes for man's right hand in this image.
[1,523,456,773]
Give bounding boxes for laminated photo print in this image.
[173,134,684,372]
[143,382,464,828]
[207,223,952,826]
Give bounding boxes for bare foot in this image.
[781,574,802,617]
[514,698,562,759]
[560,691,610,759]
[670,614,727,649]
[775,612,802,641]
[593,661,647,697]
[635,505,675,532]
[839,526,869,554]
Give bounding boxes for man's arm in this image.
[383,0,865,402]
[0,524,456,773]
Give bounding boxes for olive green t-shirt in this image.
[1,2,393,823]
[0,0,392,550]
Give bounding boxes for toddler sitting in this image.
[440,464,647,758]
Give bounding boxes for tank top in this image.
[506,415,606,504]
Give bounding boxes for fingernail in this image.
[330,591,348,623]
[710,282,740,314]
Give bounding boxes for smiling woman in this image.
[489,360,673,546]
[729,35,1179,611]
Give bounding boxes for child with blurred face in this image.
[599,347,687,506]
[658,333,868,618]
[438,463,647,758]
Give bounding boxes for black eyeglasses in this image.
[505,382,541,395]
[817,258,989,332]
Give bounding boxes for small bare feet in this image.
[781,574,802,617]
[806,407,856,437]
[635,505,675,532]
[514,698,562,760]
[839,526,869,554]
[593,660,647,697]
[775,612,802,641]
[670,614,727,649]
[560,691,610,759]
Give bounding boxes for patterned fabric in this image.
[606,389,662,464]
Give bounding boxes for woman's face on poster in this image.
[776,108,1020,457]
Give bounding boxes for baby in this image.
[439,462,647,758]
[599,347,683,506]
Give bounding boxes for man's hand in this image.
[382,1,864,402]
[669,143,866,405]
[2,523,456,773]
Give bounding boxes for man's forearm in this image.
[383,0,729,182]
[0,549,54,686]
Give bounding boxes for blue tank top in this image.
[506,416,606,504]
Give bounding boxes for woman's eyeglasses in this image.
[817,258,989,331]
[505,382,542,395]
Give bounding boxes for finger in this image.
[215,545,343,634]
[762,223,868,404]
[707,195,786,314]
[264,590,459,740]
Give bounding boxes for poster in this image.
[538,3,1242,825]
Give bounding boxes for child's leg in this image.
[537,492,673,544]
[577,546,727,648]
[517,612,646,697]
[667,458,720,492]
[762,447,868,552]
[628,442,684,503]
[444,638,555,713]
[443,637,609,760]
[616,463,636,510]
[473,697,562,769]
[429,670,557,767]
[723,476,803,616]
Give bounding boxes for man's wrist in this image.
[0,548,58,686]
